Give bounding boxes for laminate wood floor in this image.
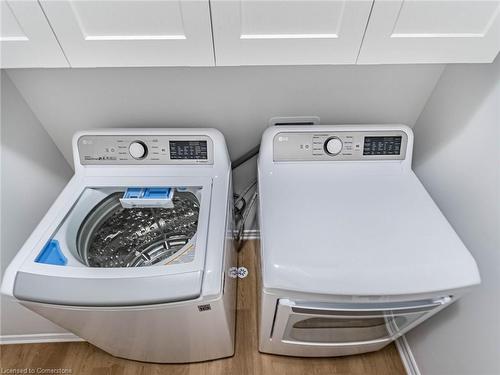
[0,240,405,375]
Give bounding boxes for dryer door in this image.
[272,297,452,346]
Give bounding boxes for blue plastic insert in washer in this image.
[144,187,172,199]
[35,239,67,266]
[123,187,172,200]
[123,187,143,199]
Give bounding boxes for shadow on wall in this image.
[407,54,500,375]
[1,74,71,184]
[413,54,500,168]
[1,72,73,336]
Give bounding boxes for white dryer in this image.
[2,129,237,363]
[257,124,480,357]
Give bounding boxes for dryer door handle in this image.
[288,296,452,317]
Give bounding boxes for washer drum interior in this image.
[76,190,199,268]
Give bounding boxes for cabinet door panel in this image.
[358,0,500,64]
[0,0,68,68]
[211,0,373,66]
[39,0,214,67]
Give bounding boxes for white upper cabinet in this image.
[210,0,373,66]
[3,0,499,68]
[0,0,68,68]
[38,0,215,67]
[358,0,500,64]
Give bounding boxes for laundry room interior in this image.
[1,1,499,374]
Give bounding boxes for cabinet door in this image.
[39,0,214,67]
[210,0,373,66]
[0,0,68,68]
[358,0,500,64]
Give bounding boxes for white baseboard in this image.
[0,332,84,345]
[396,336,421,375]
[241,229,260,240]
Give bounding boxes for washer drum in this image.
[76,191,199,268]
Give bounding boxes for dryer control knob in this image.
[324,137,343,156]
[129,141,148,160]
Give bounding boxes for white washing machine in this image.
[257,124,480,357]
[2,129,237,363]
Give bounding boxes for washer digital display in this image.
[169,140,208,160]
[363,136,402,156]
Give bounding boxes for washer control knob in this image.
[324,137,343,156]
[129,141,147,160]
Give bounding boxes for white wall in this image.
[0,71,73,337]
[407,57,500,374]
[6,65,444,165]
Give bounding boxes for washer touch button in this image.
[324,137,343,156]
[129,141,148,160]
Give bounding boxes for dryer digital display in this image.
[363,136,402,156]
[169,140,208,160]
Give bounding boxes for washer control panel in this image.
[78,135,214,165]
[273,130,408,161]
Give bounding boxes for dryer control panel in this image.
[77,135,214,165]
[273,130,408,162]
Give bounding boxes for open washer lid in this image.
[258,125,480,297]
[10,175,212,306]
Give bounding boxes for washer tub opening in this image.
[76,189,200,268]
